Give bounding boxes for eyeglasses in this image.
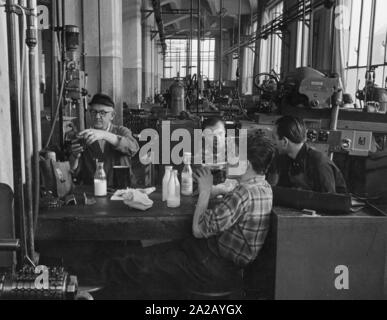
[89,110,112,117]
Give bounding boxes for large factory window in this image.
[259,1,283,75]
[164,38,216,80]
[345,0,387,96]
[242,21,258,94]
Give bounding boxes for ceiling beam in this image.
[164,15,190,27]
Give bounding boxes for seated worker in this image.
[70,93,139,186]
[272,115,347,194]
[76,135,275,299]
[201,116,227,164]
[199,117,240,196]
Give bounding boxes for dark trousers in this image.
[78,237,242,300]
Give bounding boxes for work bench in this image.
[36,190,387,299]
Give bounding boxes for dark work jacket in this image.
[275,144,347,194]
[75,125,139,187]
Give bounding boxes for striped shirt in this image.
[198,176,273,267]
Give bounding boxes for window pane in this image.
[345,69,358,96]
[374,66,384,86]
[348,0,362,66]
[372,0,387,65]
[164,38,215,80]
[359,0,372,66]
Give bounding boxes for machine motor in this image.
[282,67,342,109]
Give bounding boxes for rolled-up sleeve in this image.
[115,126,140,157]
[198,187,249,237]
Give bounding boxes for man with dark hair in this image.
[272,115,347,194]
[78,136,275,299]
[202,117,227,164]
[70,93,139,186]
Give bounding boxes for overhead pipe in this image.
[5,0,28,264]
[223,0,325,56]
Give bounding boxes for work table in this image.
[36,188,387,299]
[37,190,195,241]
[36,188,386,241]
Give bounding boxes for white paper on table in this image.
[110,187,156,201]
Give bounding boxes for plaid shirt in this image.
[198,176,273,267]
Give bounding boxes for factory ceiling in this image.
[154,0,257,38]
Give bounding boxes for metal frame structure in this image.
[223,0,325,57]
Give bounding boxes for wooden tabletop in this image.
[36,187,384,241]
[36,190,197,241]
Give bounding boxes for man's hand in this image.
[79,129,108,145]
[193,167,213,195]
[70,141,83,159]
[69,140,84,171]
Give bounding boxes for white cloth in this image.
[111,187,156,211]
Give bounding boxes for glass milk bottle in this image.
[162,166,173,201]
[94,161,107,197]
[167,170,180,208]
[181,152,193,196]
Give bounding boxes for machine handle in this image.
[0,239,21,252]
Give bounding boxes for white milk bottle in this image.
[167,170,180,208]
[162,166,173,201]
[94,161,107,197]
[181,152,193,196]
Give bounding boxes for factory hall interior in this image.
[1,0,387,301]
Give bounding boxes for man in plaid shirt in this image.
[77,135,275,299]
[193,137,274,268]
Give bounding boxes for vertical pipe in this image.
[51,0,57,129]
[366,0,377,70]
[308,0,314,67]
[197,0,201,113]
[301,0,306,67]
[383,29,387,87]
[81,0,86,70]
[190,0,193,76]
[329,4,336,74]
[55,0,61,140]
[60,0,66,149]
[237,0,241,96]
[26,0,40,239]
[98,0,102,92]
[219,0,223,89]
[6,0,27,264]
[18,0,34,262]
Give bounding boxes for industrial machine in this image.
[356,68,387,114]
[281,67,343,110]
[0,240,78,300]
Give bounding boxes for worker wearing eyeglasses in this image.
[69,93,139,186]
